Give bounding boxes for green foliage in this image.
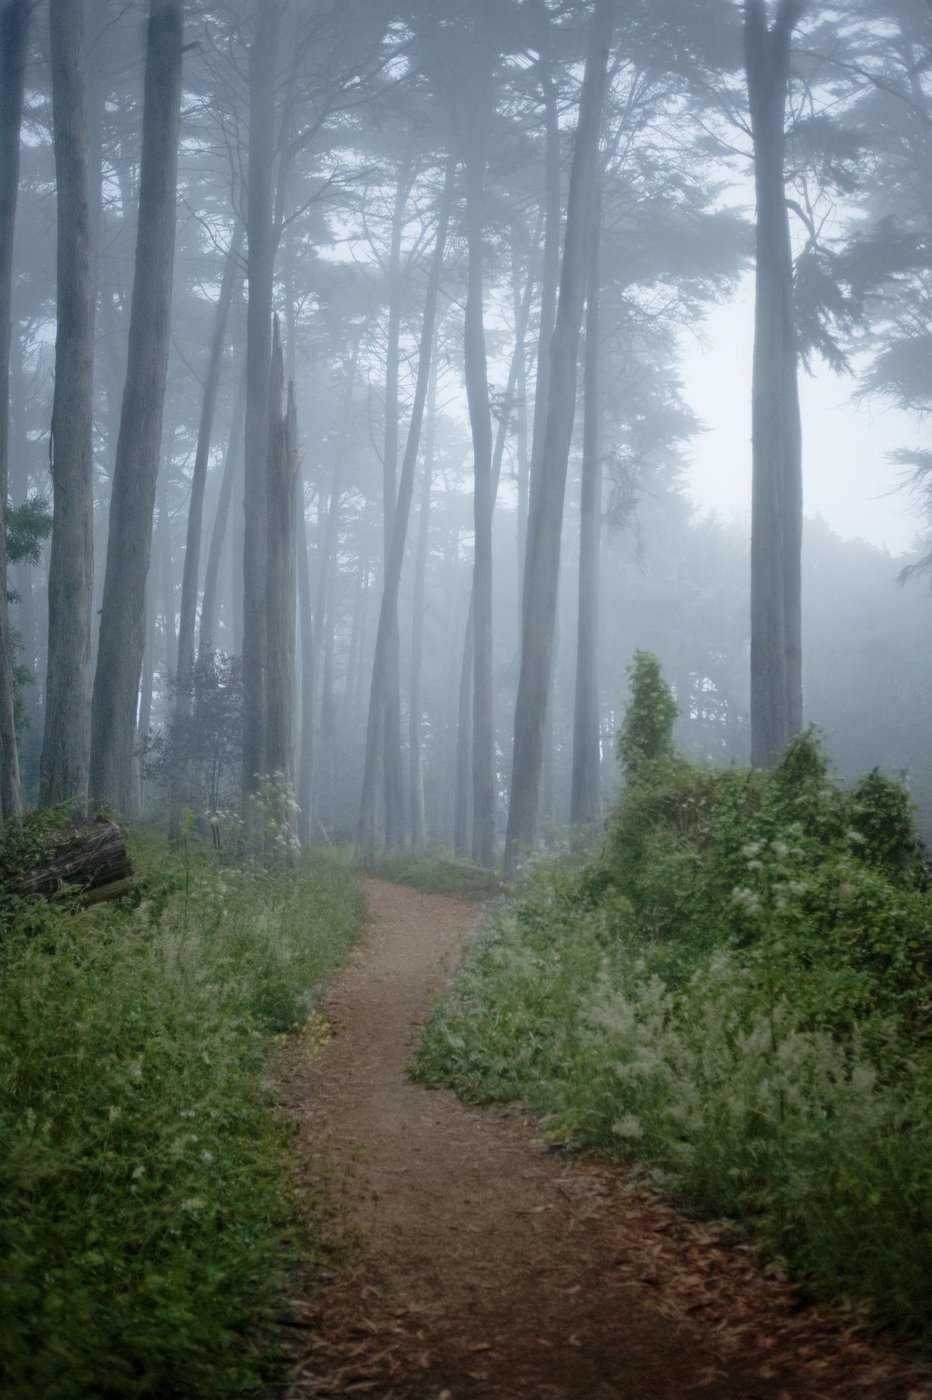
[5,493,52,568]
[369,847,501,899]
[616,650,678,778]
[0,832,364,1397]
[142,652,243,815]
[415,724,932,1340]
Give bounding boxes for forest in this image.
[2,0,932,1395]
[0,0,930,856]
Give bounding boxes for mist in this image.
[3,0,930,856]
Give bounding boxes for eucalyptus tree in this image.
[240,0,282,835]
[355,152,455,866]
[40,0,95,809]
[0,0,33,824]
[744,0,807,768]
[505,0,615,874]
[89,0,184,813]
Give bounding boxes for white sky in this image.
[680,279,924,557]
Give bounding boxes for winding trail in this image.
[275,878,928,1399]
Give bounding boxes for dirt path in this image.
[276,879,928,1399]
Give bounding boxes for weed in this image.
[0,834,364,1397]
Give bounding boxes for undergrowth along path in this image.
[276,878,928,1399]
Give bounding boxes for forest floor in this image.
[273,878,930,1399]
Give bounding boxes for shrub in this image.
[0,835,363,1397]
[415,683,932,1340]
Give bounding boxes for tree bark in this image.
[11,818,131,902]
[175,224,243,703]
[355,154,454,866]
[745,0,806,768]
[523,42,562,633]
[408,366,437,848]
[242,0,281,829]
[570,182,603,828]
[265,318,299,794]
[381,164,414,851]
[504,0,614,875]
[463,108,496,869]
[41,0,95,810]
[198,364,246,658]
[168,226,242,839]
[89,0,183,814]
[0,0,32,825]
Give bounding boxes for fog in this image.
[3,0,930,857]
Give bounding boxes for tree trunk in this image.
[89,0,183,814]
[175,224,242,702]
[300,339,359,840]
[504,0,614,875]
[168,226,242,839]
[11,818,131,903]
[745,0,806,768]
[296,463,314,846]
[453,596,473,859]
[198,364,246,658]
[355,154,454,866]
[408,366,437,848]
[41,0,95,810]
[464,113,496,869]
[570,183,603,828]
[265,318,299,797]
[242,0,281,831]
[0,0,32,825]
[382,164,414,852]
[523,45,562,633]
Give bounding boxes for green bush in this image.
[415,706,932,1340]
[0,835,364,1397]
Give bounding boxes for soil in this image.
[274,878,930,1399]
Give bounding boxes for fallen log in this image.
[10,818,133,906]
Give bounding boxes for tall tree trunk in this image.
[381,164,413,851]
[514,228,532,609]
[168,225,242,838]
[745,0,806,768]
[41,0,95,809]
[89,0,183,813]
[265,319,299,797]
[464,115,496,868]
[301,340,359,841]
[408,367,437,848]
[198,366,246,658]
[0,0,31,825]
[296,465,314,845]
[135,552,158,811]
[175,225,242,702]
[570,184,603,828]
[453,596,473,859]
[504,0,614,875]
[355,155,454,866]
[241,0,281,830]
[523,44,562,627]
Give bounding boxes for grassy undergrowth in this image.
[369,846,501,899]
[415,665,932,1344]
[0,823,364,1398]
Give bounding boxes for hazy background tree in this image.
[89,0,183,812]
[40,0,95,809]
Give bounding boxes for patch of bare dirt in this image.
[274,878,930,1399]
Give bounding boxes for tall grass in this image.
[0,832,364,1397]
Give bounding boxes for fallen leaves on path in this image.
[273,880,931,1399]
